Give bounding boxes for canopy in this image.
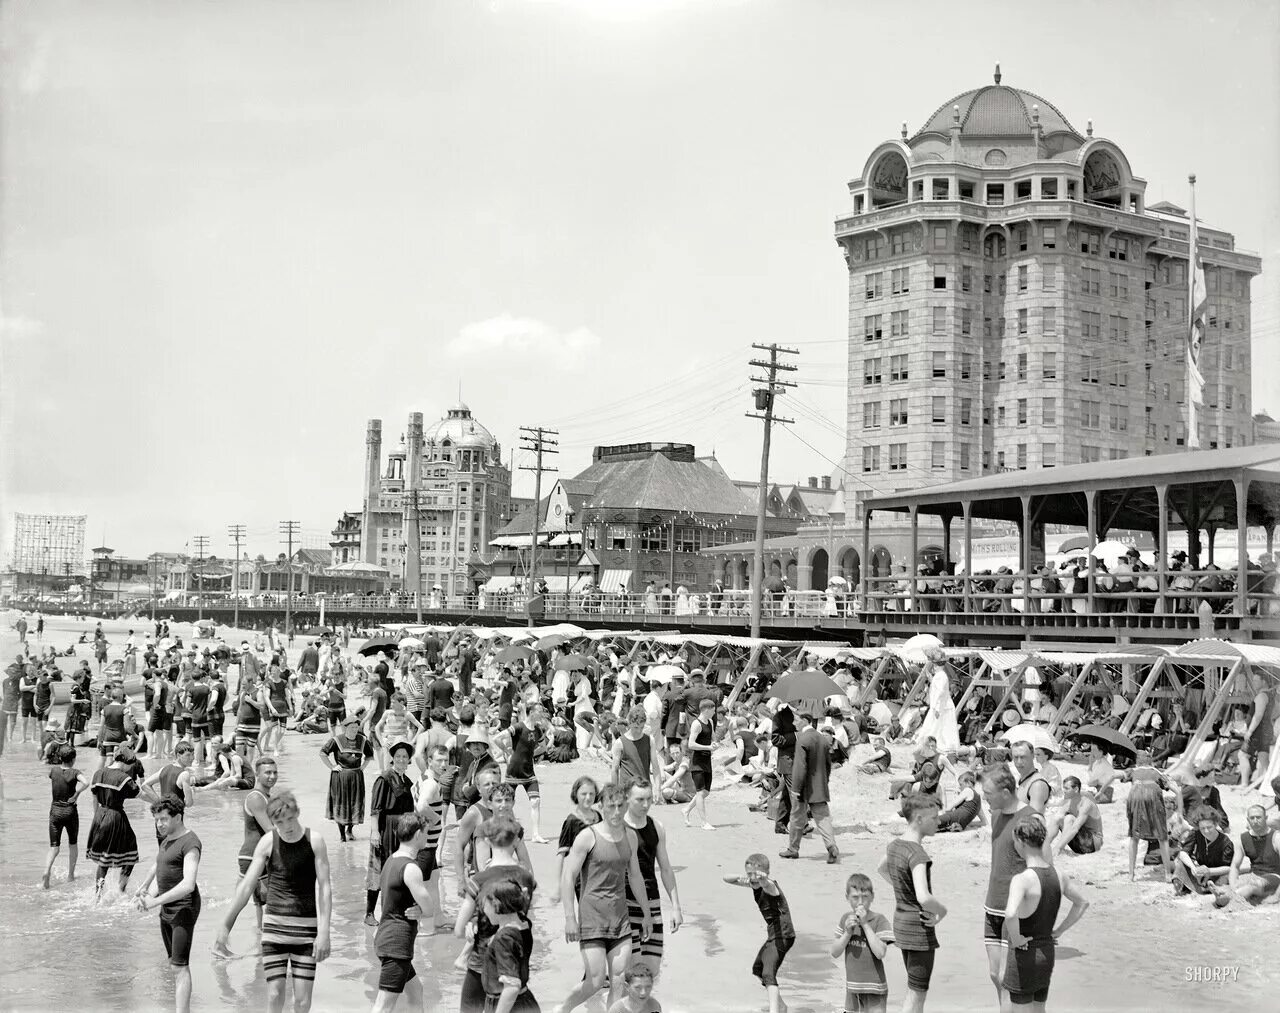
[489,534,550,548]
[481,576,521,592]
[599,569,632,594]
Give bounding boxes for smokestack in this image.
[403,413,424,595]
[362,420,382,564]
[808,476,818,488]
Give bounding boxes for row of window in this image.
[862,350,1062,384]
[862,396,1063,428]
[862,224,1142,262]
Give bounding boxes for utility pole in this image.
[746,343,797,639]
[280,520,301,642]
[228,524,245,630]
[192,535,210,622]
[519,426,558,627]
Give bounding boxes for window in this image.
[1108,314,1128,343]
[1224,347,1235,369]
[931,442,946,470]
[983,273,992,294]
[983,401,992,425]
[1175,422,1186,446]
[932,178,950,200]
[932,306,947,335]
[1162,382,1171,401]
[1082,311,1101,340]
[865,235,884,260]
[998,360,1007,380]
[1017,398,1028,425]
[865,273,882,300]
[1106,236,1129,261]
[1080,445,1101,463]
[933,268,947,290]
[1017,352,1027,380]
[1110,404,1128,432]
[1043,266,1057,292]
[932,351,947,378]
[960,397,972,425]
[1080,230,1100,255]
[891,310,909,337]
[675,527,700,553]
[982,450,991,470]
[1043,306,1057,335]
[889,398,908,426]
[932,396,946,422]
[1018,308,1028,335]
[961,266,972,292]
[1042,351,1057,379]
[1081,400,1100,429]
[1109,366,1128,388]
[891,233,908,256]
[864,314,883,342]
[1018,265,1029,291]
[1042,224,1057,249]
[932,225,947,251]
[961,352,973,379]
[961,308,971,336]
[1042,397,1057,425]
[862,401,881,429]
[889,444,907,471]
[862,446,880,472]
[1083,267,1101,295]
[1208,384,1218,409]
[998,273,1006,296]
[983,358,991,381]
[1109,271,1129,298]
[987,183,1004,205]
[997,450,1006,470]
[863,357,882,385]
[997,405,1006,426]
[1015,181,1033,204]
[1016,444,1028,470]
[1043,443,1057,467]
[640,526,670,551]
[1225,385,1234,409]
[890,354,909,382]
[960,443,972,470]
[891,267,910,294]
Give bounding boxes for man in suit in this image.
[779,710,840,864]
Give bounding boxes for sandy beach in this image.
[0,612,1275,1013]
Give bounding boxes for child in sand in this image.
[724,854,795,1013]
[606,963,662,1013]
[829,872,894,1012]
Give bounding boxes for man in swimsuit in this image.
[1011,742,1052,815]
[453,766,504,896]
[216,789,332,1013]
[613,706,654,789]
[981,764,1035,1010]
[137,795,203,1013]
[493,704,549,843]
[1002,816,1089,1013]
[683,698,717,831]
[237,757,278,928]
[411,744,450,930]
[142,741,196,814]
[184,671,212,769]
[622,779,684,978]
[1052,777,1104,856]
[1221,804,1280,905]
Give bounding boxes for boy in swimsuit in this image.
[723,854,794,1013]
[607,964,663,1013]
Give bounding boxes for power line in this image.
[228,524,245,629]
[746,343,797,638]
[279,520,300,638]
[191,535,210,622]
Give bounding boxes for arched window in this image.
[1083,150,1123,207]
[869,152,908,209]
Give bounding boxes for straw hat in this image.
[466,725,492,747]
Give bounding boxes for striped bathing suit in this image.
[261,829,319,981]
[625,816,664,967]
[414,795,448,879]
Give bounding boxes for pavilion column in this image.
[1021,495,1033,613]
[962,501,973,613]
[909,507,919,611]
[1236,478,1250,617]
[1156,484,1169,614]
[942,515,953,571]
[861,508,873,611]
[1268,525,1275,555]
[1086,490,1097,613]
[1206,525,1217,566]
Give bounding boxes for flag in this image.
[1187,191,1207,448]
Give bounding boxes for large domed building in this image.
[343,404,515,597]
[834,66,1260,507]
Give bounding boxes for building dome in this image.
[425,403,497,452]
[914,67,1080,141]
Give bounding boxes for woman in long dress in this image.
[320,716,374,842]
[914,650,961,753]
[86,745,142,894]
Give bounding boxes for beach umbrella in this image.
[536,633,571,650]
[553,652,591,671]
[1068,724,1137,759]
[1089,540,1133,567]
[644,664,685,685]
[495,644,534,664]
[398,637,424,650]
[827,576,849,587]
[357,636,400,657]
[999,723,1061,754]
[158,638,174,652]
[868,700,900,727]
[768,668,844,704]
[194,619,216,632]
[303,625,332,637]
[898,633,944,665]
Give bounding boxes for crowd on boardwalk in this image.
[3,614,1279,1013]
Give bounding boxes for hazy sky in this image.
[3,0,1278,562]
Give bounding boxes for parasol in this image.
[767,668,844,704]
[1067,724,1137,759]
[397,637,425,650]
[357,636,400,657]
[827,576,849,587]
[897,633,944,665]
[999,723,1061,754]
[495,644,535,664]
[644,664,685,685]
[536,633,571,650]
[553,652,591,672]
[868,700,901,727]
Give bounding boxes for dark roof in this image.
[293,547,333,567]
[575,452,758,517]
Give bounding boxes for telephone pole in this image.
[280,520,301,641]
[746,343,797,639]
[228,524,245,630]
[192,534,210,622]
[519,426,559,627]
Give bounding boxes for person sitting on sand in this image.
[889,739,941,802]
[860,737,892,776]
[1173,807,1234,896]
[1085,743,1117,803]
[937,770,985,833]
[1219,804,1280,906]
[1052,777,1104,855]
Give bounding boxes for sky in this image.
[2,0,1278,563]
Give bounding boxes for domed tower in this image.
[414,403,512,598]
[834,66,1259,510]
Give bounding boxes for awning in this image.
[540,575,593,593]
[489,534,551,548]
[599,569,632,593]
[549,532,582,546]
[481,576,521,592]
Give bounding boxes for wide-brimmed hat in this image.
[466,725,491,747]
[388,740,415,758]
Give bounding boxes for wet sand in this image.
[0,612,1275,1012]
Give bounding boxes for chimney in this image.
[808,476,818,488]
[406,413,424,492]
[821,476,831,490]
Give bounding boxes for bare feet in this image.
[530,835,549,844]
[40,873,50,890]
